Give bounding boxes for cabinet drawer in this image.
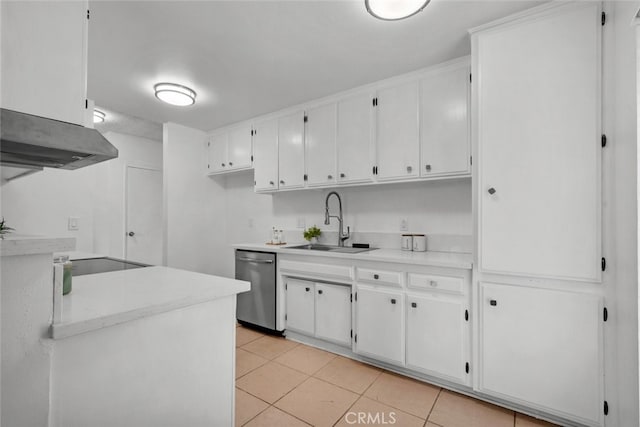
[279,259,352,282]
[408,273,464,294]
[357,268,403,287]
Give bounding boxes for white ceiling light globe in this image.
[365,0,431,21]
[154,83,197,106]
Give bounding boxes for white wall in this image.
[603,1,639,425]
[163,122,227,274]
[0,131,162,257]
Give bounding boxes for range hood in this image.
[0,108,118,173]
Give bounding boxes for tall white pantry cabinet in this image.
[471,2,604,427]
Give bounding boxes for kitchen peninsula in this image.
[1,234,250,427]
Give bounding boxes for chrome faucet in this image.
[324,191,350,247]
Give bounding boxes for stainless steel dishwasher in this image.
[235,250,277,332]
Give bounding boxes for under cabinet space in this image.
[407,272,464,294]
[356,267,403,287]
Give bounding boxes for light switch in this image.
[68,217,79,231]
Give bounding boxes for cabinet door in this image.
[207,133,228,173]
[278,111,305,189]
[355,285,404,365]
[305,104,337,187]
[285,279,315,335]
[1,1,88,125]
[375,82,419,181]
[336,92,374,184]
[406,294,468,385]
[227,124,253,170]
[420,65,470,177]
[315,283,351,347]
[480,282,602,425]
[253,118,279,192]
[475,2,601,282]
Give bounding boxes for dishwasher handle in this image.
[237,257,274,264]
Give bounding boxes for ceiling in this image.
[88,0,546,132]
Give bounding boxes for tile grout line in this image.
[425,387,444,425]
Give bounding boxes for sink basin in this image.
[288,244,377,254]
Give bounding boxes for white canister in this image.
[412,234,426,252]
[401,234,413,251]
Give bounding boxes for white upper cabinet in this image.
[336,91,375,184]
[472,2,602,282]
[1,1,88,125]
[305,103,337,187]
[375,81,419,181]
[278,111,305,190]
[207,133,228,173]
[420,63,470,177]
[227,124,253,170]
[253,118,279,192]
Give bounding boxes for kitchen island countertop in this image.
[233,243,473,270]
[51,266,250,339]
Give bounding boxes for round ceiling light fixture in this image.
[365,0,431,20]
[154,82,197,106]
[93,109,106,123]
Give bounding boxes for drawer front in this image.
[408,273,464,294]
[279,259,353,282]
[357,268,403,287]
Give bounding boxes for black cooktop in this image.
[71,257,149,276]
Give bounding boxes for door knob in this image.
[128,231,135,237]
[340,173,345,178]
[488,187,496,195]
[425,164,432,172]
[390,298,396,304]
[318,289,323,295]
[305,287,310,292]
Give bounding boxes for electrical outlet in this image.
[68,217,79,231]
[400,219,408,232]
[297,218,306,229]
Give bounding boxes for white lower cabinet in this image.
[285,279,315,335]
[479,282,602,426]
[355,285,405,366]
[285,278,351,347]
[406,293,469,385]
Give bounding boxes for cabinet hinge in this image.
[350,329,353,338]
[285,314,287,321]
[470,156,472,166]
[207,164,210,169]
[469,73,472,83]
[251,155,254,162]
[303,174,308,181]
[355,334,358,343]
[601,257,606,272]
[85,99,88,109]
[355,292,357,302]
[465,362,470,374]
[601,134,607,148]
[604,401,609,415]
[304,115,308,123]
[87,9,90,19]
[350,294,353,303]
[601,11,606,26]
[464,309,469,322]
[603,307,608,322]
[372,97,378,107]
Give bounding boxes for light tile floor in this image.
[235,325,558,427]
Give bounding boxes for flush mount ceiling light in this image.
[93,109,106,123]
[154,82,197,106]
[365,0,431,20]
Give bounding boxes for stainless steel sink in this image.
[288,244,377,254]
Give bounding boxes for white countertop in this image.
[1,234,75,257]
[233,243,473,269]
[51,266,250,340]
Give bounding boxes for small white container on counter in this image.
[412,234,427,252]
[401,234,413,251]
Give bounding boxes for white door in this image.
[315,283,351,346]
[420,65,470,177]
[375,81,419,181]
[125,166,163,265]
[227,124,253,170]
[475,2,601,282]
[285,279,315,335]
[253,118,279,192]
[336,91,374,184]
[355,285,404,365]
[207,133,228,173]
[479,282,602,425]
[406,293,468,385]
[305,103,337,187]
[278,111,305,189]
